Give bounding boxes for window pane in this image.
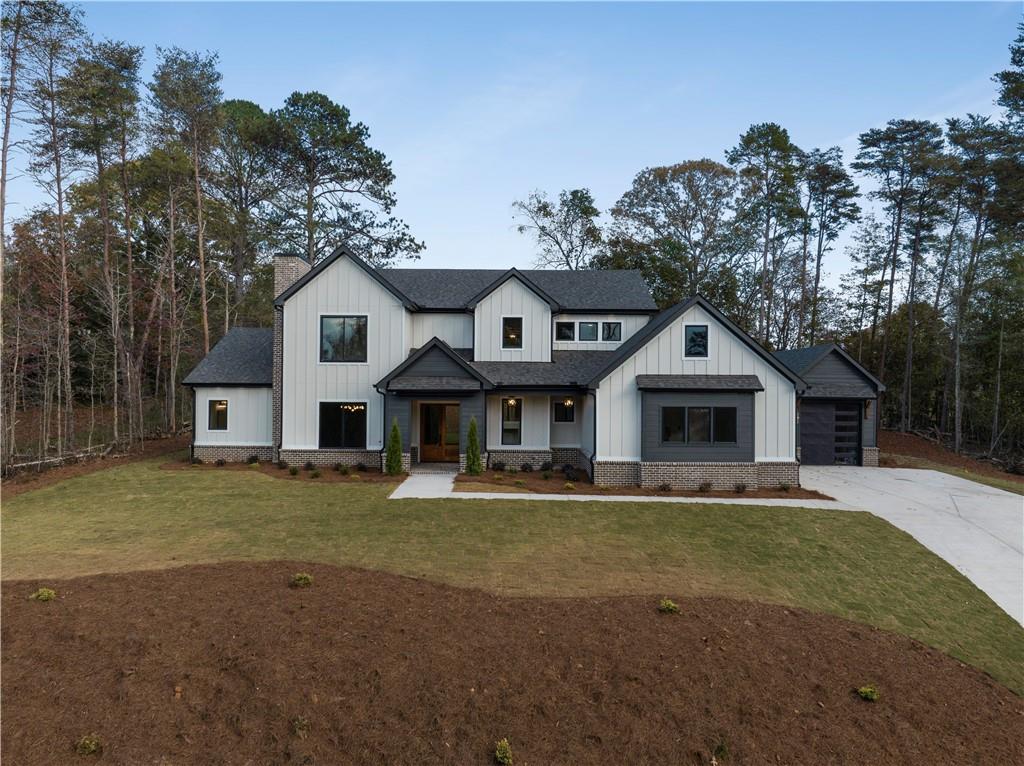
[502,317,523,349]
[685,325,708,357]
[713,407,737,443]
[208,400,228,430]
[602,322,622,342]
[688,407,711,442]
[319,402,366,449]
[553,398,575,423]
[661,407,685,442]
[501,398,522,444]
[321,316,367,362]
[555,321,575,341]
[579,322,598,341]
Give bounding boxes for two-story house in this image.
[184,247,881,487]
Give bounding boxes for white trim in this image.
[317,312,371,366]
[500,314,525,351]
[195,441,272,447]
[683,323,710,360]
[594,455,641,462]
[500,395,523,445]
[206,397,230,433]
[315,398,370,450]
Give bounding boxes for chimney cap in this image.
[274,251,309,263]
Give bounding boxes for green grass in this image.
[4,455,1023,693]
[883,453,1024,496]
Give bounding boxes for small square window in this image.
[555,321,575,341]
[578,322,598,341]
[684,325,709,358]
[502,317,523,349]
[602,322,622,342]
[208,400,228,431]
[553,398,575,423]
[661,407,685,443]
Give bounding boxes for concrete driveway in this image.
[800,466,1024,625]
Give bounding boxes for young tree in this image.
[512,188,602,270]
[385,417,403,475]
[268,91,422,266]
[149,47,223,354]
[465,416,482,475]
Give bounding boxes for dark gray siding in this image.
[640,391,754,462]
[459,393,486,452]
[384,394,413,450]
[385,391,485,453]
[405,346,475,378]
[804,351,877,398]
[863,400,877,448]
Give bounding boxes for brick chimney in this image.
[274,252,311,298]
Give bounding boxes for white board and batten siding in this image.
[485,394,551,450]
[551,314,649,351]
[194,386,272,446]
[410,312,473,349]
[281,256,408,450]
[474,278,551,362]
[595,304,796,462]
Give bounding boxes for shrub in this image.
[698,481,712,493]
[541,470,553,480]
[337,464,349,475]
[277,460,288,470]
[514,479,527,487]
[733,482,747,493]
[289,466,299,476]
[466,416,482,475]
[658,482,672,492]
[215,458,226,467]
[520,462,533,473]
[348,472,362,481]
[303,461,314,471]
[291,715,311,738]
[563,481,575,490]
[779,482,791,492]
[310,469,322,479]
[290,572,313,588]
[494,738,513,765]
[493,473,504,481]
[564,468,578,482]
[246,454,259,465]
[857,684,879,702]
[76,734,102,756]
[561,463,574,474]
[355,462,368,472]
[491,460,506,472]
[30,587,56,602]
[385,417,404,475]
[658,597,680,614]
[505,466,518,475]
[539,461,553,471]
[191,456,203,465]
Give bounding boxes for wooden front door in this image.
[420,404,460,462]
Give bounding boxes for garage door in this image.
[800,400,861,465]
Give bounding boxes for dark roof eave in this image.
[464,268,560,310]
[273,244,418,309]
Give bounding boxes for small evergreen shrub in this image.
[491,460,506,472]
[310,469,321,479]
[658,482,672,492]
[348,472,362,481]
[779,482,791,492]
[303,461,314,471]
[493,473,504,481]
[539,461,553,471]
[336,464,349,475]
[561,463,574,474]
[191,456,203,465]
[564,468,578,482]
[541,470,553,480]
[289,466,299,476]
[713,739,730,761]
[505,466,518,475]
[466,416,483,475]
[563,481,575,490]
[698,481,712,493]
[215,458,226,467]
[385,418,404,475]
[290,572,313,588]
[494,738,513,765]
[76,734,102,756]
[277,460,288,470]
[355,462,368,472]
[658,597,680,614]
[30,587,56,602]
[246,454,259,464]
[520,463,533,472]
[514,479,526,487]
[857,684,879,702]
[734,482,747,493]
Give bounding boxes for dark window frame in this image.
[320,314,368,363]
[659,405,739,446]
[661,406,686,443]
[684,324,709,358]
[552,398,575,423]
[208,399,228,431]
[501,397,523,445]
[601,321,622,342]
[318,401,368,449]
[713,406,738,443]
[501,316,524,350]
[578,321,598,342]
[555,321,575,341]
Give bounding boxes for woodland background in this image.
[2,2,1022,471]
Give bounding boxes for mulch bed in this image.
[4,562,1021,765]
[880,430,1024,485]
[2,435,191,500]
[455,471,832,500]
[160,460,402,484]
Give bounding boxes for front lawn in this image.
[3,454,1022,693]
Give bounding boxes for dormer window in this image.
[502,317,523,349]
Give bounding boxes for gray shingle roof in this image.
[466,351,617,387]
[772,344,833,375]
[635,374,764,392]
[381,268,657,312]
[183,327,273,386]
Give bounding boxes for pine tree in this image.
[465,416,482,475]
[385,417,403,475]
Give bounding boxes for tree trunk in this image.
[989,319,1003,456]
[192,131,210,353]
[900,216,923,432]
[95,142,120,445]
[878,200,904,382]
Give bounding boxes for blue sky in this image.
[8,2,1020,285]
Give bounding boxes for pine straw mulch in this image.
[3,561,1022,765]
[160,459,402,484]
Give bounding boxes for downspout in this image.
[589,389,597,479]
[274,304,284,461]
[189,386,196,462]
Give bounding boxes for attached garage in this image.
[774,344,885,467]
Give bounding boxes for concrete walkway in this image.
[801,466,1024,625]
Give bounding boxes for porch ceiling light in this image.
[562,398,574,407]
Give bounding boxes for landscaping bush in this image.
[336,464,349,475]
[658,597,680,614]
[191,456,203,465]
[491,460,506,472]
[310,469,322,479]
[246,454,259,465]
[466,416,482,475]
[539,461,553,471]
[289,466,299,476]
[348,472,362,481]
[277,460,288,470]
[494,738,513,765]
[520,462,533,472]
[658,482,672,492]
[734,482,747,493]
[493,473,504,481]
[290,572,313,588]
[303,461,314,471]
[779,482,791,492]
[29,587,56,602]
[385,417,404,475]
[355,462,368,472]
[857,684,880,702]
[564,468,578,482]
[505,466,518,475]
[563,481,575,490]
[215,458,226,467]
[514,479,526,487]
[561,463,574,474]
[76,734,102,756]
[541,470,553,480]
[698,481,712,493]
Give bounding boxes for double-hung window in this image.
[321,315,368,363]
[208,400,228,431]
[661,406,737,444]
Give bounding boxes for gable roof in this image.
[273,245,417,309]
[375,337,491,391]
[584,296,805,390]
[464,268,559,309]
[773,343,885,392]
[183,327,273,386]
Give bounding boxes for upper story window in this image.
[208,399,228,431]
[555,321,575,341]
[553,397,575,423]
[321,315,368,363]
[578,322,598,342]
[602,322,622,342]
[684,324,708,358]
[502,317,523,349]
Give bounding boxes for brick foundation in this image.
[487,449,552,470]
[756,461,800,487]
[278,449,380,468]
[592,461,641,486]
[594,460,800,489]
[192,445,275,463]
[861,447,880,467]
